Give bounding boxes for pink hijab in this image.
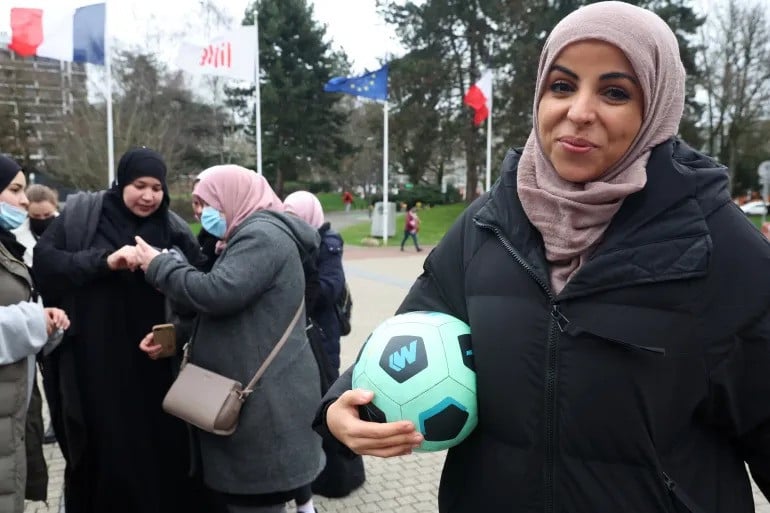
[516,1,685,294]
[193,165,284,243]
[284,191,325,229]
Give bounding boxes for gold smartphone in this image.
[152,323,176,358]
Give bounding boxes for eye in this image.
[603,87,631,102]
[548,80,574,94]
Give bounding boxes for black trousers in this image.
[401,230,421,250]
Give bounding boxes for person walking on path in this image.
[400,206,422,252]
[342,191,354,213]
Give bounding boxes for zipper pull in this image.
[662,472,675,491]
[551,304,570,333]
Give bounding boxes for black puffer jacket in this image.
[320,139,770,512]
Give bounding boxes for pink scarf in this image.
[284,191,325,229]
[193,165,283,252]
[517,1,685,294]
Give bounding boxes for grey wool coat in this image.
[145,210,324,495]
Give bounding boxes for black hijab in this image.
[99,147,173,250]
[0,155,26,261]
[0,155,21,192]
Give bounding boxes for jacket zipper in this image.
[556,312,665,355]
[662,472,705,513]
[475,220,558,513]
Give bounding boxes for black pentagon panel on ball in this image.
[458,334,474,371]
[379,335,428,384]
[422,400,469,441]
[359,401,387,423]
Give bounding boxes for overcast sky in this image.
[112,0,402,74]
[2,0,726,78]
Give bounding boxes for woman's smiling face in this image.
[537,40,644,183]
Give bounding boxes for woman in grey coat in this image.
[135,165,324,513]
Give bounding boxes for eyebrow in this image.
[550,64,638,85]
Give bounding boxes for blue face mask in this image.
[200,206,226,239]
[0,202,28,231]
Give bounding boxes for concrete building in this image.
[0,40,88,163]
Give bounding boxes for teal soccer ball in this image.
[352,311,477,452]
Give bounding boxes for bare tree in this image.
[44,51,227,190]
[698,0,770,179]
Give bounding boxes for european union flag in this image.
[324,64,388,101]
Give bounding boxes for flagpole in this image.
[253,7,262,175]
[105,2,115,187]
[485,108,492,191]
[382,100,389,245]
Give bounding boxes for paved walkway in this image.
[25,236,770,513]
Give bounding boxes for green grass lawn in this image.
[191,211,766,246]
[316,192,371,212]
[340,203,467,247]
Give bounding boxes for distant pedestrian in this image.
[400,206,422,252]
[342,191,354,213]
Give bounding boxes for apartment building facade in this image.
[0,40,88,165]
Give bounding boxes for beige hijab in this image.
[517,1,686,294]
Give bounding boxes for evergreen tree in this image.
[379,0,704,200]
[226,0,353,194]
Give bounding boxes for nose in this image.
[19,192,29,209]
[566,91,597,125]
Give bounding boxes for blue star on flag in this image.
[324,64,388,101]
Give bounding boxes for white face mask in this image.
[0,202,28,231]
[201,206,226,239]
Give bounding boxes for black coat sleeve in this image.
[732,311,770,497]
[32,211,110,304]
[313,207,473,437]
[701,202,770,499]
[315,233,346,311]
[167,217,209,337]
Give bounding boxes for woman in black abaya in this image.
[34,148,207,513]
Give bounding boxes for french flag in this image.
[464,70,493,126]
[6,3,105,65]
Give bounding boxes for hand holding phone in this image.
[149,323,176,359]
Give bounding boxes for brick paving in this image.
[24,226,770,512]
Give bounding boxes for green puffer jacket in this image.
[0,241,48,512]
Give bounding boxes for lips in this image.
[557,136,597,154]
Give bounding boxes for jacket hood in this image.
[241,210,321,261]
[474,138,729,298]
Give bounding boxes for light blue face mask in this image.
[0,202,28,231]
[200,206,226,239]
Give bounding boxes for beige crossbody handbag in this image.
[162,299,305,436]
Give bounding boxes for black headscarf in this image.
[98,147,173,250]
[0,155,22,192]
[0,155,25,260]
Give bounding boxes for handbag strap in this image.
[241,298,305,396]
[180,298,306,397]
